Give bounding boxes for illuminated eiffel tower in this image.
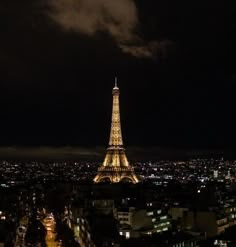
[94,79,139,183]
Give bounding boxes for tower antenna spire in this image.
[115,77,118,88]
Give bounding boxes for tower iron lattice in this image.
[94,79,139,184]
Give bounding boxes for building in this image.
[182,210,229,238]
[76,215,120,247]
[116,207,172,238]
[116,207,135,227]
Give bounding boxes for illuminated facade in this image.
[94,79,139,183]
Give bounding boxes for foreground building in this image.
[94,79,139,183]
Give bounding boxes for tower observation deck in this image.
[94,79,139,183]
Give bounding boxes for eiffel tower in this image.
[94,79,139,183]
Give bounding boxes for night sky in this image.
[0,1,236,149]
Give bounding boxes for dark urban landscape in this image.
[2,157,236,246]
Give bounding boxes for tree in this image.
[56,219,79,247]
[25,218,46,247]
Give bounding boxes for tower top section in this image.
[109,78,123,146]
[113,77,120,95]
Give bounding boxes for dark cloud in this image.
[0,147,103,161]
[0,146,229,161]
[48,0,170,58]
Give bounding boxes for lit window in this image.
[160,216,167,220]
[125,232,130,239]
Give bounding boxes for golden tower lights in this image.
[94,78,139,183]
